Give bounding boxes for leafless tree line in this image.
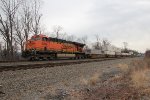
[0,0,42,60]
[92,34,110,50]
[51,27,111,51]
[51,25,89,44]
[0,0,112,61]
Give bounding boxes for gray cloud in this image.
[42,0,150,52]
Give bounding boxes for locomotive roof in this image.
[48,37,85,47]
[31,34,85,47]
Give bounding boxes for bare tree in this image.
[60,32,68,40]
[92,34,102,50]
[95,34,101,43]
[123,42,128,50]
[123,42,128,53]
[52,25,63,38]
[14,0,42,53]
[14,18,25,52]
[78,36,88,44]
[95,34,102,50]
[102,38,110,46]
[101,38,110,51]
[21,0,33,42]
[32,0,42,35]
[0,42,2,59]
[0,0,21,59]
[77,36,89,51]
[66,35,76,41]
[0,15,10,54]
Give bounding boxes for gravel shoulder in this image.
[0,57,141,100]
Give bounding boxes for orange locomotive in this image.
[22,34,85,60]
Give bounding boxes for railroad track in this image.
[0,57,127,72]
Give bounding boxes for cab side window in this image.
[31,37,41,41]
[36,37,41,40]
[42,37,48,41]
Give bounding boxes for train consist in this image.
[22,34,134,60]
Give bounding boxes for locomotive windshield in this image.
[42,37,48,41]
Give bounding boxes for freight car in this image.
[22,34,86,60]
[85,44,133,58]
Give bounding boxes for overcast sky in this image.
[41,0,150,53]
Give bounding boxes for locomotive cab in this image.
[25,34,48,51]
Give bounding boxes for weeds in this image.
[89,73,100,86]
[80,73,101,86]
[117,63,129,72]
[131,70,149,88]
[128,58,150,89]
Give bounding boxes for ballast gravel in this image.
[0,57,140,100]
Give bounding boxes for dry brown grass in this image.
[118,58,150,89]
[117,63,129,72]
[142,88,150,94]
[80,78,88,86]
[130,60,148,71]
[129,58,150,89]
[89,73,100,86]
[62,80,69,86]
[80,73,101,86]
[108,74,123,83]
[130,69,149,88]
